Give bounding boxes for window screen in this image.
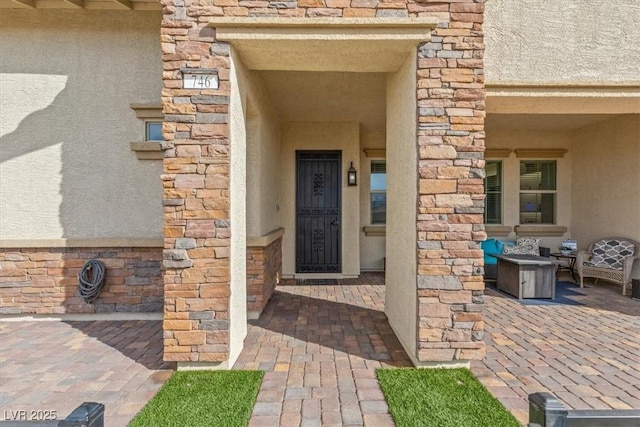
[484,160,502,224]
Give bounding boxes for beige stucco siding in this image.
[385,54,417,363]
[280,121,360,277]
[0,11,162,241]
[485,0,640,84]
[228,49,249,368]
[571,115,640,247]
[245,75,281,239]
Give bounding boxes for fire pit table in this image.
[495,254,559,300]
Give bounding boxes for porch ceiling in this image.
[258,71,386,132]
[221,18,431,132]
[485,113,631,131]
[228,40,418,73]
[486,84,640,131]
[486,85,640,114]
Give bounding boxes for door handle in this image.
[331,220,340,226]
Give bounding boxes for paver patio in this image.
[236,273,640,426]
[233,274,412,427]
[0,320,173,427]
[473,280,640,423]
[0,272,638,426]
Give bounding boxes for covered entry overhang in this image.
[209,17,438,72]
[162,7,487,369]
[210,16,438,277]
[485,84,640,248]
[487,84,640,115]
[210,17,440,367]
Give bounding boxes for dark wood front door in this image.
[296,151,341,273]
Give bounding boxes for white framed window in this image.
[519,160,556,224]
[370,160,386,224]
[484,160,502,224]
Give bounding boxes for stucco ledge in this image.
[209,17,439,41]
[130,141,163,160]
[247,228,285,248]
[514,225,568,237]
[0,237,164,249]
[363,226,386,236]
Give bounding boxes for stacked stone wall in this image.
[247,238,282,316]
[161,0,234,363]
[161,0,486,364]
[415,1,486,362]
[0,247,163,315]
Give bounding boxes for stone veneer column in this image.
[161,13,233,363]
[415,1,486,362]
[161,0,485,365]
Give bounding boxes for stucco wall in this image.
[359,128,386,271]
[245,75,281,239]
[486,130,573,249]
[571,115,640,247]
[485,0,640,84]
[228,49,249,367]
[281,121,360,277]
[0,11,163,241]
[385,54,417,362]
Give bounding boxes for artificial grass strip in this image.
[376,368,520,427]
[129,370,263,427]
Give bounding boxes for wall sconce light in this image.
[347,162,357,186]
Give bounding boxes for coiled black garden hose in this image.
[78,259,106,303]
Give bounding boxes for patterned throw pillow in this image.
[502,238,540,256]
[587,239,636,270]
[502,245,522,255]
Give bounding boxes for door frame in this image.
[295,150,342,274]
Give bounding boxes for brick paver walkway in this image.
[1,274,638,426]
[234,273,412,427]
[0,320,173,427]
[237,273,639,426]
[472,280,640,423]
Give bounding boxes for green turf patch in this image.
[376,368,520,427]
[129,370,263,427]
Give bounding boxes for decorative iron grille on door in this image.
[296,151,341,273]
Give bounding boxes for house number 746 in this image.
[182,72,219,90]
[192,75,212,88]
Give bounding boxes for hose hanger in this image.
[78,259,106,303]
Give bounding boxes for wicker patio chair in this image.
[576,237,640,295]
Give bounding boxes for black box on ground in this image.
[632,279,640,301]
